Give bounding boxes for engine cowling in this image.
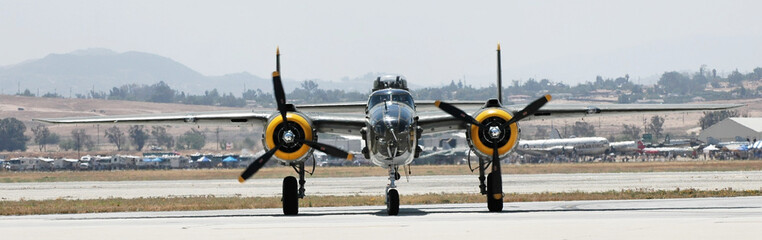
[263,112,316,162]
[466,108,520,160]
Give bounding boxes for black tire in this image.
[387,189,400,216]
[486,172,503,212]
[282,176,299,215]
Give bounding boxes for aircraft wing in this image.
[295,102,367,113]
[417,103,742,135]
[34,110,273,125]
[512,103,744,121]
[35,109,367,136]
[305,112,366,136]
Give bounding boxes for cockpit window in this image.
[368,90,414,108]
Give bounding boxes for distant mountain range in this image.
[0,48,404,96]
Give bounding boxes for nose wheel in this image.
[385,166,400,215]
[386,188,399,215]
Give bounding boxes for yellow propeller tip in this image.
[238,176,245,183]
[493,193,504,200]
[346,154,354,161]
[272,71,280,77]
[497,43,501,51]
[434,100,441,107]
[545,94,552,101]
[276,46,280,55]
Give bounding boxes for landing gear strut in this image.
[282,162,307,215]
[385,165,400,215]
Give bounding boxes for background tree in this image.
[571,121,596,137]
[58,139,75,151]
[647,115,665,139]
[46,132,60,150]
[176,129,206,150]
[31,124,60,151]
[0,117,29,151]
[151,126,174,150]
[104,126,126,151]
[699,110,741,129]
[128,125,149,151]
[621,124,642,140]
[71,129,94,153]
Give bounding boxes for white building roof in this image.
[698,117,762,142]
[728,118,762,133]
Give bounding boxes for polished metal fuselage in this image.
[364,92,417,168]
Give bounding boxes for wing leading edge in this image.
[35,110,273,126]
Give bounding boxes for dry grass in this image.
[2,188,759,215]
[3,160,762,183]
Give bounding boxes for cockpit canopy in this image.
[367,89,415,109]
[372,75,408,91]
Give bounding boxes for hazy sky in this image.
[2,0,762,87]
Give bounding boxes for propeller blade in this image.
[504,94,551,127]
[299,139,354,161]
[272,71,288,122]
[239,145,281,183]
[435,100,484,128]
[492,139,499,166]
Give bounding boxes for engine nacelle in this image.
[466,107,520,160]
[262,112,316,163]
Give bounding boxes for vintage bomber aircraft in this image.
[37,46,742,215]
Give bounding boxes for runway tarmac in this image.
[3,171,762,200]
[2,196,761,240]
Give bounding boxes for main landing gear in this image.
[282,162,308,215]
[477,157,504,212]
[385,165,400,215]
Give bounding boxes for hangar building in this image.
[698,118,762,142]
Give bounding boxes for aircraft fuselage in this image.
[364,88,418,167]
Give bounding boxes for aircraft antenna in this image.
[496,43,502,104]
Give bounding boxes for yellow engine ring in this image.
[469,108,518,157]
[265,113,314,161]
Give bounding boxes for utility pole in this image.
[216,127,221,150]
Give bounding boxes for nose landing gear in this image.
[385,166,400,215]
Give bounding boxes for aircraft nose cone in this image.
[489,126,501,139]
[283,130,296,143]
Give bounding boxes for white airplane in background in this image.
[516,128,610,157]
[36,45,742,215]
[609,140,646,154]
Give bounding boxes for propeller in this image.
[239,47,352,183]
[434,100,484,128]
[434,44,552,162]
[273,71,288,123]
[239,144,282,183]
[238,140,354,183]
[298,139,354,160]
[502,94,551,127]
